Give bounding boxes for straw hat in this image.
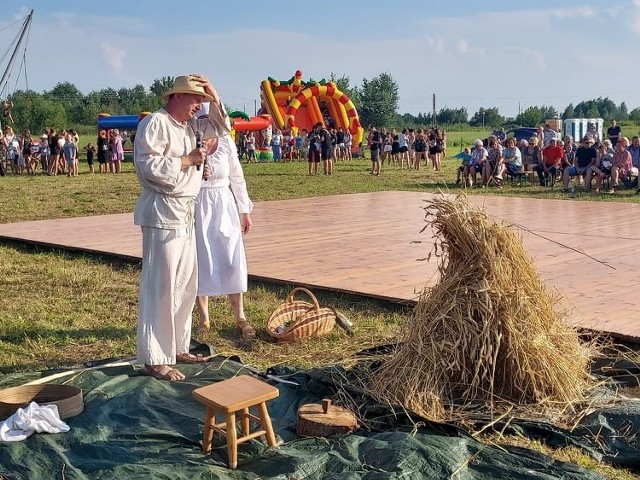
[162,75,215,102]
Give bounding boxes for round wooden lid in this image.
[296,399,358,433]
[298,404,356,426]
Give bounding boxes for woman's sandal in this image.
[236,319,256,339]
[197,320,210,336]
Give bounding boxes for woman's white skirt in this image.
[195,186,247,296]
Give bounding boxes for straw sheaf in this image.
[369,194,595,421]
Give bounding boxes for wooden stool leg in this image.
[226,412,238,469]
[202,407,215,454]
[241,407,250,436]
[257,402,277,447]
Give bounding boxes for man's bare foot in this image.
[142,364,185,381]
[175,352,210,363]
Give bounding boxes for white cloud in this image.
[628,0,640,34]
[6,3,640,119]
[551,6,599,19]
[510,47,546,69]
[425,35,445,53]
[101,42,126,73]
[455,38,484,56]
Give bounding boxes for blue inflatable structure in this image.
[97,115,140,130]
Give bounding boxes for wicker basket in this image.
[266,287,337,341]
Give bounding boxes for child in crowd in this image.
[27,136,41,175]
[63,133,78,177]
[39,134,50,173]
[455,147,471,184]
[85,143,97,175]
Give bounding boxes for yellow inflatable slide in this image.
[260,70,364,148]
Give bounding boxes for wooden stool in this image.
[192,375,279,469]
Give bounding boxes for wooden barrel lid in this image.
[296,399,358,437]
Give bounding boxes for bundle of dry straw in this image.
[369,195,595,421]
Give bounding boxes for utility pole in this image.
[432,93,436,127]
[254,99,257,116]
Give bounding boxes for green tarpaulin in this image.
[1,353,637,479]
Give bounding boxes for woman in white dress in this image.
[195,133,255,338]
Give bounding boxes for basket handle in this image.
[287,287,320,311]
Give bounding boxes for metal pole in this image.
[432,93,436,127]
[0,10,33,96]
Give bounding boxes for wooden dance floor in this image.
[0,191,638,340]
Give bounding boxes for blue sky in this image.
[0,0,637,118]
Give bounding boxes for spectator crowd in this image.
[0,126,128,177]
[3,116,639,197]
[456,120,638,194]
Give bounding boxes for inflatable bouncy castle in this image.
[229,111,273,161]
[260,70,363,149]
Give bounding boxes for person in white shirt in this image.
[542,124,558,147]
[133,74,228,381]
[194,133,255,339]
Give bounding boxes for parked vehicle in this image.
[506,127,538,142]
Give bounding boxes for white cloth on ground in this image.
[0,402,70,442]
[196,135,253,296]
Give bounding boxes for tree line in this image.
[5,77,175,134]
[4,72,638,135]
[334,74,639,130]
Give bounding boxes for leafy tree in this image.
[399,112,416,125]
[150,76,174,97]
[516,106,543,127]
[46,82,83,103]
[586,104,600,118]
[540,105,559,120]
[469,107,503,128]
[8,90,67,133]
[94,88,119,113]
[437,107,467,125]
[628,107,640,123]
[517,105,558,127]
[357,72,399,128]
[573,97,623,120]
[618,102,629,120]
[31,97,67,133]
[563,103,575,119]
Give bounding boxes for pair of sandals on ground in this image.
[143,318,256,381]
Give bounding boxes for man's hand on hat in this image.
[190,73,219,104]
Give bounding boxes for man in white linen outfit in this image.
[134,74,228,381]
